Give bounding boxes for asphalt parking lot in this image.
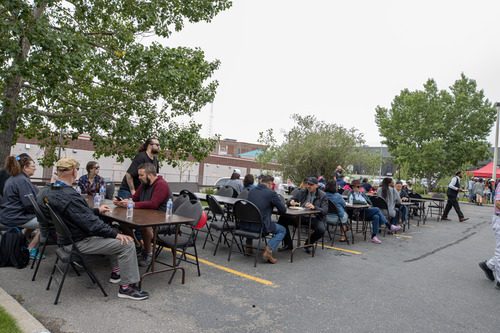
[1,203,499,333]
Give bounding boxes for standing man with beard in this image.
[117,138,161,199]
[114,163,172,267]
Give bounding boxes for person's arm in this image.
[64,195,117,238]
[77,176,87,193]
[133,181,169,210]
[19,179,37,214]
[315,195,329,217]
[125,154,143,194]
[272,192,287,214]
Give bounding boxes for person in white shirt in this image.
[441,171,469,222]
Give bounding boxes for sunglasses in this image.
[94,166,100,169]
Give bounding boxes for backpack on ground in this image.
[0,227,30,269]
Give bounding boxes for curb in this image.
[0,286,50,333]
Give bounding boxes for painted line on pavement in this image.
[395,235,413,239]
[171,250,274,286]
[322,245,362,255]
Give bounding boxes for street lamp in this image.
[493,102,500,185]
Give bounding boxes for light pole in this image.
[493,102,500,185]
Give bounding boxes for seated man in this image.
[114,163,172,267]
[278,177,328,252]
[38,158,148,301]
[246,175,287,264]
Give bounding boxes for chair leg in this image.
[193,243,201,276]
[54,262,71,305]
[202,224,212,249]
[255,237,262,267]
[46,257,59,291]
[31,242,48,281]
[213,231,223,256]
[227,233,235,262]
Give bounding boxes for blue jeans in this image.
[267,223,286,252]
[364,207,388,237]
[399,205,408,222]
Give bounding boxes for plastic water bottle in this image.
[75,186,81,195]
[99,184,106,201]
[166,198,173,219]
[93,193,101,207]
[126,198,134,218]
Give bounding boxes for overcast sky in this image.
[160,0,500,146]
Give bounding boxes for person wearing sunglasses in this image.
[77,161,105,196]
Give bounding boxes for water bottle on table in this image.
[99,184,106,201]
[166,198,173,219]
[93,193,101,207]
[126,198,134,218]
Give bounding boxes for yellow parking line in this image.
[322,245,362,255]
[395,235,413,239]
[175,251,274,286]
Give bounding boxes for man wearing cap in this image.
[278,176,328,252]
[38,158,149,301]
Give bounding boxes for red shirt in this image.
[131,175,171,210]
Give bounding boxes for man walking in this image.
[478,181,500,289]
[441,171,469,222]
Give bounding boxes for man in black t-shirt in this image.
[118,138,160,198]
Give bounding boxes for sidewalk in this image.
[0,286,49,333]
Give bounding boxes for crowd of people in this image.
[3,149,500,300]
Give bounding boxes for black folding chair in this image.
[203,195,237,255]
[325,200,353,246]
[44,200,107,305]
[155,198,204,281]
[369,196,390,236]
[228,200,266,267]
[26,193,54,281]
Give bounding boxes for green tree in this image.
[256,128,278,173]
[0,0,232,165]
[375,74,496,188]
[275,114,364,183]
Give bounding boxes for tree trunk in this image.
[0,3,47,165]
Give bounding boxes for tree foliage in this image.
[274,114,365,183]
[375,74,496,186]
[0,0,232,165]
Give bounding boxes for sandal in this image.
[339,237,347,242]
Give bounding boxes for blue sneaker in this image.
[29,248,45,260]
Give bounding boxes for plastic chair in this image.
[44,200,107,305]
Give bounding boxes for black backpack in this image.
[0,227,30,269]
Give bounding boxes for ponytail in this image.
[4,154,33,176]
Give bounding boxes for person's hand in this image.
[116,233,133,245]
[99,205,111,214]
[130,189,136,196]
[305,202,315,209]
[402,197,409,202]
[113,199,128,207]
[289,200,299,207]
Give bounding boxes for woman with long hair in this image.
[0,154,41,257]
[377,177,402,229]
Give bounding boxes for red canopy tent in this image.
[467,162,500,179]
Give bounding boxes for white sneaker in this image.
[371,236,382,244]
[390,224,401,232]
